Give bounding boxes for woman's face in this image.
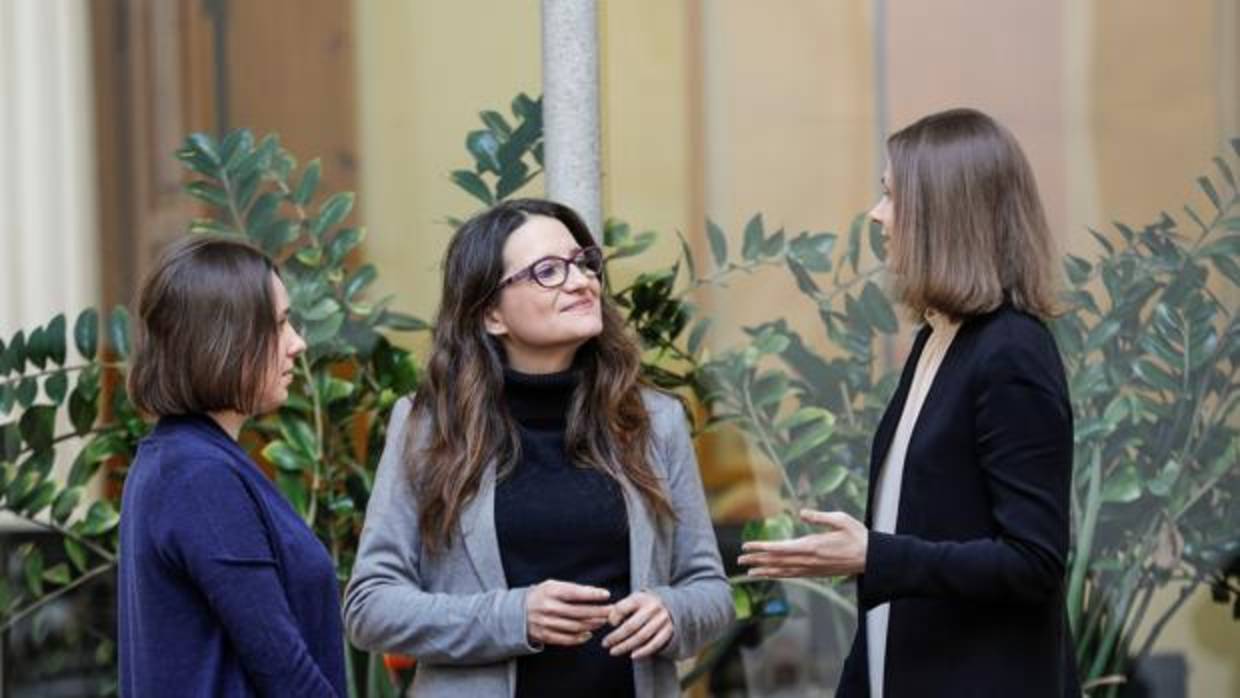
[484,215,604,373]
[254,274,306,414]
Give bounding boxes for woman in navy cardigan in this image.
[739,109,1080,696]
[118,236,345,697]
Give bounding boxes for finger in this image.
[607,595,641,626]
[533,613,600,635]
[631,623,674,660]
[537,628,593,647]
[800,509,850,528]
[740,538,814,554]
[546,599,614,622]
[746,566,812,578]
[603,601,657,649]
[549,582,612,604]
[738,552,823,568]
[609,609,665,656]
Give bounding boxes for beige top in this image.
[866,309,961,698]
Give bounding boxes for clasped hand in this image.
[525,580,672,659]
[737,509,868,578]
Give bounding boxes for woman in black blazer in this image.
[739,108,1080,697]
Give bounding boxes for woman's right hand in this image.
[525,580,613,647]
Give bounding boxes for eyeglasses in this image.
[495,246,604,292]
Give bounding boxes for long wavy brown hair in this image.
[407,198,674,553]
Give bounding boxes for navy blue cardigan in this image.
[837,305,1081,697]
[119,414,345,697]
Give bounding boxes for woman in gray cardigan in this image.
[344,198,733,697]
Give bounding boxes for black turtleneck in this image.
[494,367,634,698]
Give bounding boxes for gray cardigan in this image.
[343,392,734,697]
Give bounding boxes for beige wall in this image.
[355,0,542,342]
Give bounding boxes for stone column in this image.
[0,0,99,336]
[540,0,602,240]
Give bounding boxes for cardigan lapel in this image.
[621,477,654,591]
[458,460,509,590]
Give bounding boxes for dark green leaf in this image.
[1084,319,1122,353]
[262,441,311,474]
[310,192,355,239]
[1101,465,1141,503]
[6,331,25,374]
[27,327,47,369]
[495,160,531,200]
[1197,176,1221,211]
[1088,227,1114,255]
[16,377,37,407]
[846,214,864,273]
[688,318,712,356]
[44,371,68,405]
[761,229,786,257]
[467,130,503,173]
[741,214,764,261]
[1197,235,1240,261]
[868,219,887,262]
[23,547,44,596]
[246,191,284,233]
[220,129,254,169]
[325,227,365,265]
[46,314,66,365]
[861,281,898,334]
[186,181,229,208]
[68,385,97,435]
[781,423,834,463]
[706,219,728,269]
[814,464,848,495]
[480,110,512,139]
[301,297,341,322]
[344,264,378,300]
[109,306,131,358]
[676,231,697,283]
[1133,359,1178,392]
[186,133,220,167]
[380,311,429,332]
[451,170,494,205]
[0,385,12,415]
[786,257,821,296]
[305,312,345,346]
[277,472,309,516]
[22,480,56,516]
[19,405,56,452]
[64,538,87,573]
[1065,255,1092,285]
[1209,254,1240,287]
[256,220,300,254]
[74,308,98,359]
[293,159,322,206]
[42,562,71,587]
[52,485,83,524]
[789,232,834,272]
[80,500,120,536]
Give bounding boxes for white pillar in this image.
[0,0,100,337]
[540,0,602,240]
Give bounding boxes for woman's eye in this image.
[534,264,560,280]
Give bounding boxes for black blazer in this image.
[837,305,1081,697]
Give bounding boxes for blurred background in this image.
[0,1,1236,696]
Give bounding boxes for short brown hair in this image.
[886,108,1059,320]
[128,236,280,417]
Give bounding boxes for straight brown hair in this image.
[128,236,281,417]
[408,198,675,554]
[886,108,1059,321]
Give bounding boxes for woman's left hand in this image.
[601,591,673,659]
[737,509,868,578]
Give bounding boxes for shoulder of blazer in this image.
[959,304,1066,387]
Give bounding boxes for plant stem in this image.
[25,516,116,563]
[0,562,114,634]
[1068,446,1103,634]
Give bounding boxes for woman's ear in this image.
[483,305,508,337]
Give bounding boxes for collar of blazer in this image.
[457,457,658,593]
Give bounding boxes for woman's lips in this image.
[561,297,596,313]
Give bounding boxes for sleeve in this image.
[341,397,539,665]
[859,331,1074,610]
[646,398,737,660]
[159,461,340,697]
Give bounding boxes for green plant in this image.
[0,128,426,698]
[1054,142,1240,695]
